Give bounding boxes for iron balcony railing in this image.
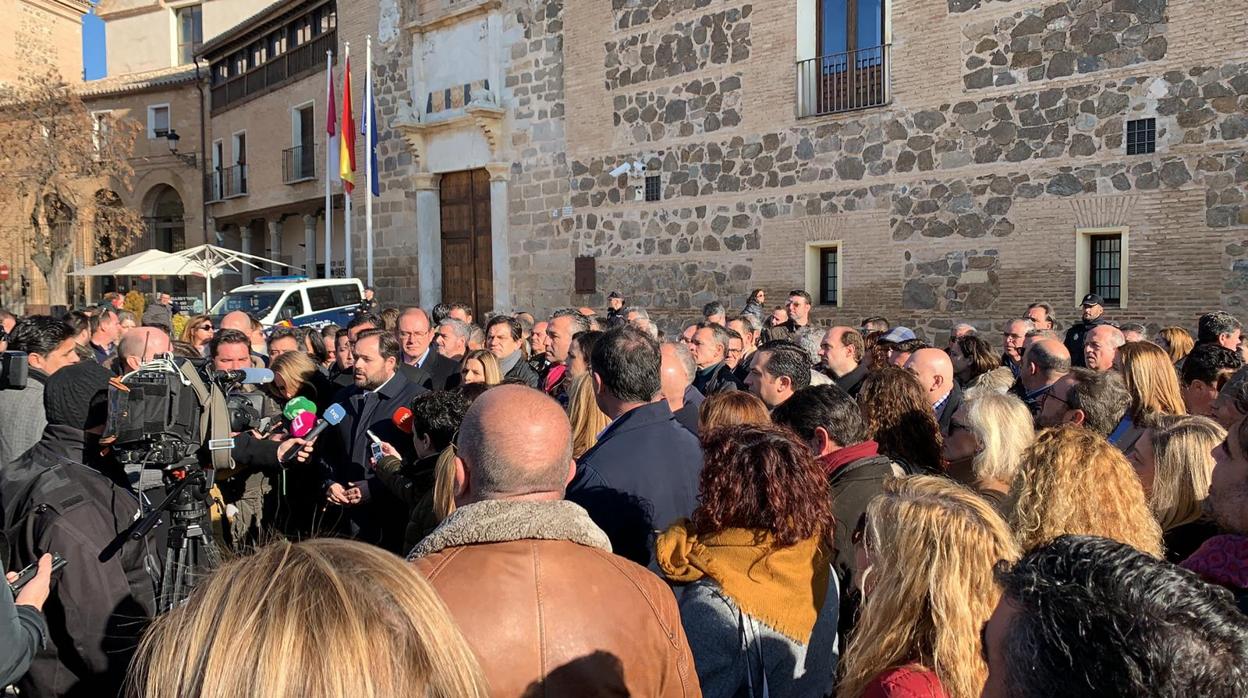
[210,31,336,113]
[796,44,891,118]
[206,164,248,202]
[282,144,317,183]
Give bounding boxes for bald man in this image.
[408,385,699,697]
[660,341,701,435]
[1020,338,1072,416]
[117,327,172,372]
[220,311,268,367]
[906,347,962,436]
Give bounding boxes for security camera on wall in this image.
[609,163,631,178]
[633,161,646,174]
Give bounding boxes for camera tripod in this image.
[128,460,220,613]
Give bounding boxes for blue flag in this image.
[364,70,379,198]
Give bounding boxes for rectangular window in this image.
[1126,118,1156,155]
[175,5,203,65]
[1089,234,1122,306]
[91,111,111,155]
[800,0,889,117]
[819,246,839,306]
[148,104,170,138]
[644,174,662,202]
[330,284,361,307]
[307,286,336,311]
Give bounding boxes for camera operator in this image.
[1,553,51,688]
[0,361,161,698]
[0,308,17,352]
[0,317,80,467]
[115,326,171,375]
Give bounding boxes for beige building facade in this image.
[0,0,90,85]
[341,0,1248,340]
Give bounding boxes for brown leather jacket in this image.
[410,499,701,698]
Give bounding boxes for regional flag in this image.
[339,56,356,193]
[326,52,340,187]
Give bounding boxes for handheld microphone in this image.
[290,411,317,438]
[210,368,274,384]
[280,403,346,465]
[392,407,413,434]
[282,396,317,421]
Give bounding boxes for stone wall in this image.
[603,6,751,90]
[612,74,743,144]
[612,0,715,30]
[962,0,1168,90]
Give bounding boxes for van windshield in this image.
[211,291,283,318]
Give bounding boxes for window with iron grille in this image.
[1090,234,1122,306]
[1126,118,1156,155]
[819,247,839,306]
[644,174,661,202]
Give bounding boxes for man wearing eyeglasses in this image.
[1001,318,1035,383]
[1018,338,1071,416]
[1035,367,1129,437]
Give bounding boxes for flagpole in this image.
[365,35,374,287]
[324,49,334,278]
[343,42,354,280]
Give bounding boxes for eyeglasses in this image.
[1041,389,1073,411]
[197,324,213,331]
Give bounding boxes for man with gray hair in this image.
[624,307,658,339]
[1084,324,1126,373]
[543,308,593,400]
[795,326,834,387]
[409,385,699,697]
[727,314,761,381]
[1002,318,1036,382]
[702,301,727,326]
[1019,338,1071,416]
[660,340,702,434]
[689,322,742,394]
[434,318,471,361]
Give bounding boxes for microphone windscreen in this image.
[324,403,347,426]
[392,407,414,434]
[283,396,317,420]
[240,368,275,384]
[290,411,316,438]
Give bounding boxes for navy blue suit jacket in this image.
[566,401,703,566]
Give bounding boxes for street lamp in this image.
[165,129,197,167]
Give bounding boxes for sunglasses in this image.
[197,324,213,331]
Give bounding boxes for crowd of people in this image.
[1,287,1248,697]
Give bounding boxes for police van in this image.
[209,276,364,329]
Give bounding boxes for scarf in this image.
[543,363,567,394]
[1182,534,1248,590]
[819,440,880,476]
[498,349,522,376]
[656,520,831,643]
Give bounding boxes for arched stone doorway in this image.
[145,185,187,295]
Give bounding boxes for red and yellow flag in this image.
[339,56,356,193]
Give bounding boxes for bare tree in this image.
[0,69,144,306]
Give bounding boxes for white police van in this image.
[209,276,364,329]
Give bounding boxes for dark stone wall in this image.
[612,0,715,30]
[612,74,743,144]
[603,6,752,90]
[963,0,1168,90]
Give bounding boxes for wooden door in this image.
[440,169,493,317]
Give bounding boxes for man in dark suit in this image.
[906,347,963,437]
[318,329,426,552]
[566,326,703,567]
[396,307,460,391]
[486,315,540,387]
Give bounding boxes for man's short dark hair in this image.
[695,321,730,357]
[335,328,350,341]
[995,535,1248,698]
[890,338,927,354]
[1182,344,1244,387]
[88,307,117,335]
[354,328,400,361]
[756,340,812,391]
[788,290,812,304]
[1024,341,1071,376]
[448,302,472,318]
[1067,367,1129,437]
[431,303,451,325]
[1119,322,1146,336]
[860,316,889,333]
[1027,302,1054,319]
[702,301,726,319]
[410,390,472,451]
[267,325,301,347]
[61,310,89,335]
[838,327,865,362]
[485,315,523,342]
[8,316,76,357]
[209,328,250,358]
[347,313,382,333]
[591,325,660,403]
[1199,311,1243,344]
[772,384,865,448]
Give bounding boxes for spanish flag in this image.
[339,56,356,193]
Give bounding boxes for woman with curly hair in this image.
[1156,326,1195,365]
[128,538,488,698]
[858,366,944,474]
[1011,423,1163,557]
[862,330,890,372]
[839,476,1019,698]
[698,390,771,431]
[948,335,1000,388]
[1126,414,1227,561]
[657,424,839,698]
[1117,340,1187,450]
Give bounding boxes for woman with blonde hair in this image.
[698,390,771,431]
[1117,340,1187,450]
[459,349,501,386]
[1011,423,1163,557]
[942,388,1034,515]
[127,538,488,698]
[838,475,1019,698]
[1126,414,1226,561]
[179,314,214,356]
[1156,326,1195,365]
[567,372,609,459]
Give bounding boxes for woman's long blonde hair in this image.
[432,445,459,523]
[1157,326,1194,364]
[839,476,1019,698]
[1119,341,1187,423]
[269,350,318,398]
[567,372,609,459]
[180,314,212,346]
[1148,414,1226,531]
[962,388,1034,486]
[127,538,488,698]
[1011,424,1163,556]
[461,349,502,386]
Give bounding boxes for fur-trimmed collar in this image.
[408,499,612,560]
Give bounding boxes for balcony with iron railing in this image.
[210,30,337,114]
[282,144,317,183]
[206,164,248,202]
[797,44,891,118]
